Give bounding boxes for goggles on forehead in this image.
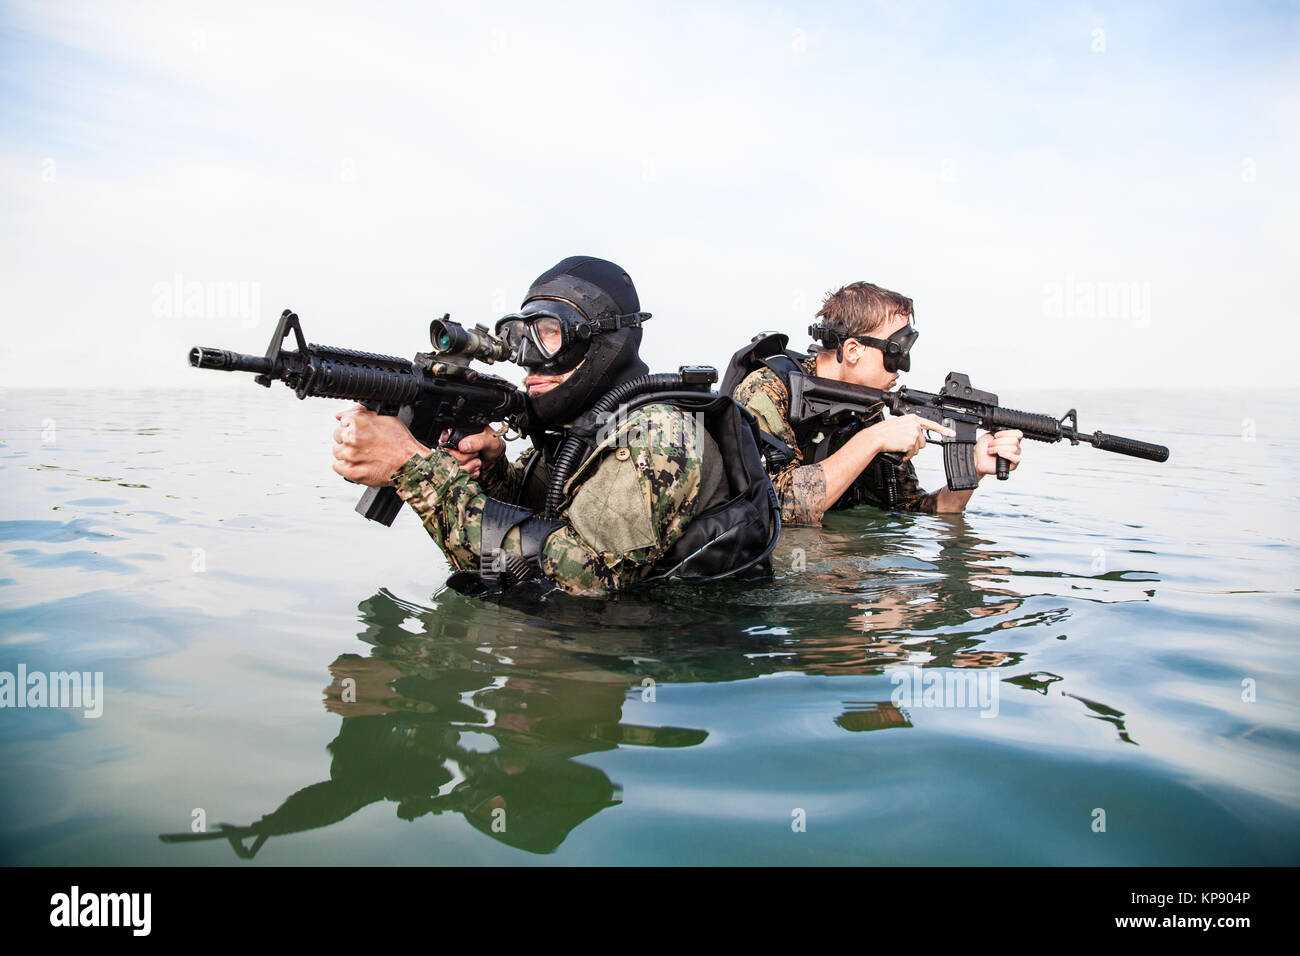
[809,318,918,373]
[494,299,651,373]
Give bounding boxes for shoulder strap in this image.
[637,392,781,585]
[479,498,564,589]
[720,332,791,397]
[478,498,533,585]
[760,352,803,393]
[753,353,831,466]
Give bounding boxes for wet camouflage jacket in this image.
[391,403,707,598]
[732,356,941,525]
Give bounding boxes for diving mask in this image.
[809,318,918,373]
[496,299,650,374]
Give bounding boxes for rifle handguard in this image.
[986,405,1063,436]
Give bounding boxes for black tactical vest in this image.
[545,389,779,584]
[722,332,898,512]
[455,385,780,597]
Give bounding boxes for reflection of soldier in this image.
[160,708,623,857]
[161,656,635,857]
[768,521,1028,675]
[161,512,1146,857]
[835,702,912,732]
[768,519,1137,739]
[161,595,711,858]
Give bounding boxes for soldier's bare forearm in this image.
[932,486,976,513]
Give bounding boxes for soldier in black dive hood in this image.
[331,256,779,597]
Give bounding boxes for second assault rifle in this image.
[787,371,1170,507]
[190,309,527,525]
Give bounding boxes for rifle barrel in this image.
[189,347,272,375]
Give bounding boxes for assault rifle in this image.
[787,371,1170,506]
[189,309,527,525]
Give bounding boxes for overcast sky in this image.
[2,0,1297,390]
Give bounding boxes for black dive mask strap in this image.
[809,322,917,373]
[592,311,651,333]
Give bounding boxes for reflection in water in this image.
[835,702,912,732]
[161,515,1149,857]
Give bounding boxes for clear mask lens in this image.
[495,308,585,370]
[532,315,565,357]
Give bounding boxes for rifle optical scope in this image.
[429,316,513,364]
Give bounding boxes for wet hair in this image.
[813,281,913,353]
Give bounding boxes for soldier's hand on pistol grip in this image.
[437,427,507,480]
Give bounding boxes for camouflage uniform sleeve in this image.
[391,404,703,597]
[476,446,533,503]
[732,366,826,526]
[391,449,491,573]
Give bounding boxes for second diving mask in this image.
[809,318,918,373]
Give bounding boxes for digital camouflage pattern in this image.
[732,355,940,525]
[392,403,705,598]
[476,446,536,502]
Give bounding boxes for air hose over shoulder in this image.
[543,370,713,519]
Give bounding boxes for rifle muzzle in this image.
[189,347,272,375]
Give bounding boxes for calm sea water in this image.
[1,386,1296,865]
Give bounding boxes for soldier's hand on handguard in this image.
[437,427,506,480]
[870,414,956,462]
[974,429,1023,476]
[332,405,429,487]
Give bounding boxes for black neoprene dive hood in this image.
[517,256,650,426]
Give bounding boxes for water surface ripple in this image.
[1,387,1296,864]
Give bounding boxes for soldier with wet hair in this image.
[731,281,1024,525]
